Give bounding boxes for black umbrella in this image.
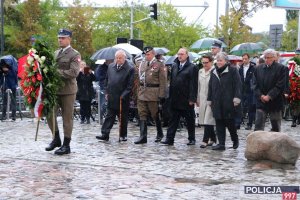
[153,47,170,55]
[90,47,132,61]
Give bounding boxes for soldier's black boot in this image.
[134,120,147,144]
[291,116,297,127]
[155,117,164,142]
[45,131,61,151]
[54,137,71,155]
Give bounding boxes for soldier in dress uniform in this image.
[134,47,167,144]
[45,28,81,155]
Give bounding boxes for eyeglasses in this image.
[201,62,210,64]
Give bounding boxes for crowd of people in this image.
[1,28,300,156]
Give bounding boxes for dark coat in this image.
[239,62,256,106]
[95,63,108,90]
[76,71,96,101]
[239,62,256,94]
[253,61,286,112]
[207,63,242,119]
[169,57,198,110]
[105,60,135,110]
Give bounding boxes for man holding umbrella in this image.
[96,50,134,142]
[0,55,18,121]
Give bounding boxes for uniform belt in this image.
[140,83,159,87]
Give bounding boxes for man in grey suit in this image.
[45,28,81,155]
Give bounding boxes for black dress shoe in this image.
[200,142,208,148]
[96,135,109,141]
[154,137,163,143]
[187,140,196,145]
[160,140,174,146]
[212,144,225,151]
[45,140,61,151]
[233,140,239,149]
[54,145,70,155]
[207,141,215,146]
[120,137,127,142]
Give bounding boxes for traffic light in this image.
[149,3,157,20]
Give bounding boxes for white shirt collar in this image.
[61,45,71,53]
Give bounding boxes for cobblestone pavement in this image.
[0,117,299,200]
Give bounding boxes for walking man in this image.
[238,53,256,130]
[96,50,134,142]
[161,48,198,145]
[134,47,167,144]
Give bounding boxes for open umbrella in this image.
[153,47,170,55]
[190,37,227,50]
[90,47,132,61]
[256,42,268,50]
[113,43,142,55]
[230,42,263,56]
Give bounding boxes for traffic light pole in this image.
[130,2,154,40]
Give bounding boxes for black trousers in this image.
[1,88,16,119]
[165,107,195,142]
[101,107,129,138]
[79,100,91,120]
[202,125,216,143]
[215,119,238,146]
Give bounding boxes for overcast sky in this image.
[62,0,287,33]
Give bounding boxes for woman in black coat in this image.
[76,61,96,124]
[207,52,242,150]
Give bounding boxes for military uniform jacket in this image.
[55,47,81,95]
[138,59,166,101]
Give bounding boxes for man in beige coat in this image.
[134,47,167,144]
[45,28,81,155]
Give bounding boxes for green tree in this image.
[229,0,272,19]
[92,3,206,55]
[65,0,94,62]
[5,0,44,57]
[281,9,299,51]
[216,10,260,52]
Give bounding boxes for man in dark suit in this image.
[45,28,81,155]
[253,49,286,132]
[239,53,256,130]
[161,48,198,145]
[95,50,134,142]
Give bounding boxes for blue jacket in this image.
[0,55,18,90]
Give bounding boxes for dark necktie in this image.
[179,64,183,70]
[58,49,63,55]
[147,61,150,66]
[117,65,121,70]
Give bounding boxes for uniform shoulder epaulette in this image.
[72,48,79,54]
